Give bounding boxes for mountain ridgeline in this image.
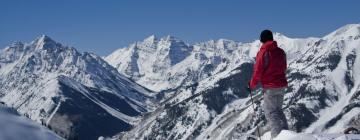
[0,23,360,140]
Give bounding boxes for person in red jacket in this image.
[249,29,289,138]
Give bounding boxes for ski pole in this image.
[249,89,262,140]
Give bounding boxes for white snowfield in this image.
[0,105,62,140]
[261,130,360,140]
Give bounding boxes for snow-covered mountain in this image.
[0,103,63,140]
[1,23,358,140]
[105,24,360,139]
[0,35,156,140]
[105,34,317,98]
[105,35,194,93]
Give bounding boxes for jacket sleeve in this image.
[250,48,266,89]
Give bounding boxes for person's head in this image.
[260,29,273,43]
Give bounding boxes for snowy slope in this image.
[297,24,360,133]
[0,35,156,139]
[261,130,360,140]
[0,104,63,140]
[108,23,360,140]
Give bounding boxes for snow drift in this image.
[0,104,62,140]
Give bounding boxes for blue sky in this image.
[0,0,359,55]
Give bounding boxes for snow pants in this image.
[263,87,289,138]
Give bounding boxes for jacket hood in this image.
[261,41,278,50]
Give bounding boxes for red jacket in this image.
[250,41,288,89]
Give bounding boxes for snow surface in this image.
[304,24,360,133]
[0,104,62,140]
[261,130,360,140]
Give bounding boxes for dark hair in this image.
[260,29,273,43]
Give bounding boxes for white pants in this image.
[263,87,289,138]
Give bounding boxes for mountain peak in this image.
[274,32,285,37]
[8,41,24,48]
[161,35,181,42]
[37,35,55,43]
[33,35,58,50]
[144,35,157,42]
[273,32,292,40]
[217,38,236,44]
[139,35,184,46]
[325,23,360,39]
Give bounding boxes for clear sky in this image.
[1,0,359,56]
